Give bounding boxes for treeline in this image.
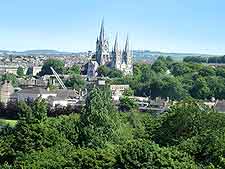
[1,87,225,168]
[0,101,82,120]
[184,55,225,64]
[109,56,225,100]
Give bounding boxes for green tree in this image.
[178,129,225,168]
[190,77,212,99]
[14,144,116,169]
[133,63,143,81]
[108,68,123,78]
[151,57,168,73]
[67,65,81,75]
[97,65,110,77]
[154,100,225,146]
[183,56,207,63]
[31,98,48,122]
[205,76,225,99]
[17,67,24,77]
[1,73,17,87]
[170,62,191,76]
[161,76,188,100]
[119,96,138,112]
[17,101,33,123]
[216,67,225,78]
[140,65,156,82]
[198,66,216,77]
[0,130,15,165]
[79,87,116,148]
[116,139,198,169]
[39,59,65,76]
[65,75,85,90]
[12,100,65,154]
[123,88,134,96]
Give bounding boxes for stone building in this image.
[87,19,133,77]
[0,81,15,104]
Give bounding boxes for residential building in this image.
[0,81,15,104]
[15,87,57,102]
[110,84,130,101]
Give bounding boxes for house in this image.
[47,89,82,108]
[0,81,15,104]
[15,87,57,102]
[110,84,129,101]
[0,65,18,75]
[31,66,42,76]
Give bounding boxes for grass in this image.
[0,119,17,127]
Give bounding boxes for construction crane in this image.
[50,67,67,89]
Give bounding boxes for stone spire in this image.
[122,34,130,64]
[96,18,110,65]
[99,18,105,43]
[121,34,133,75]
[112,33,121,69]
[124,34,129,53]
[113,33,119,52]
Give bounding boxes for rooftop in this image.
[17,87,55,95]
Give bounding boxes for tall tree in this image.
[65,75,85,90]
[39,59,65,76]
[17,67,24,77]
[79,87,116,148]
[67,65,81,75]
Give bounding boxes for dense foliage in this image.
[16,67,24,77]
[97,65,123,78]
[1,85,225,168]
[39,58,65,76]
[109,56,225,100]
[2,58,225,168]
[64,74,86,90]
[183,55,225,64]
[1,73,18,87]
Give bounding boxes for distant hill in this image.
[19,49,72,55]
[0,49,222,61]
[0,50,10,53]
[0,49,74,56]
[132,50,221,62]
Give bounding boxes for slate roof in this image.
[55,89,79,98]
[17,87,55,95]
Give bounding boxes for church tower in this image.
[122,35,131,65]
[111,33,121,69]
[121,35,133,75]
[96,19,110,65]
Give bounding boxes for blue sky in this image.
[0,0,225,54]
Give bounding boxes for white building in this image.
[47,89,81,108]
[110,84,130,101]
[0,81,15,104]
[32,66,42,76]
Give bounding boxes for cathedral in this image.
[87,19,133,77]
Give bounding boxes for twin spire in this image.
[124,35,129,53]
[99,19,105,43]
[95,18,133,75]
[113,33,119,52]
[112,33,129,55]
[98,19,130,53]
